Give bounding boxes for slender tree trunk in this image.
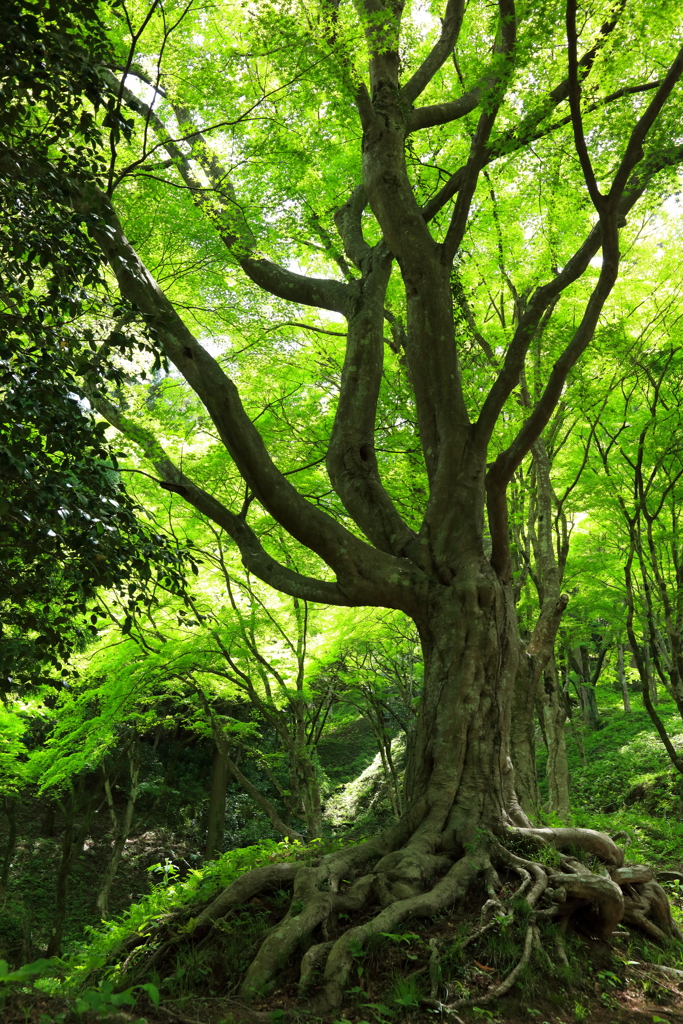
[369,718,402,820]
[205,743,229,859]
[579,684,601,730]
[150,733,193,814]
[47,792,79,958]
[644,643,658,704]
[510,651,541,816]
[198,691,305,843]
[97,737,141,917]
[41,802,56,837]
[0,796,17,900]
[573,646,602,731]
[510,436,568,817]
[47,778,102,956]
[300,756,323,840]
[511,597,569,816]
[618,643,631,712]
[539,656,570,818]
[653,629,674,699]
[293,703,323,840]
[383,732,404,818]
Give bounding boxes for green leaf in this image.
[110,990,137,1006]
[0,958,52,984]
[139,982,160,1008]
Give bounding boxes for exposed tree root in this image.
[195,862,298,933]
[511,826,624,867]
[109,818,682,1014]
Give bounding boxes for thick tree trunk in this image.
[29,2,683,1004]
[205,743,229,859]
[403,563,524,844]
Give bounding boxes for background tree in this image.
[587,346,683,777]
[326,612,420,819]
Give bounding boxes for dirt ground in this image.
[5,988,682,1024]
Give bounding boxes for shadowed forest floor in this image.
[4,927,683,1023]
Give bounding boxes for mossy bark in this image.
[404,565,523,846]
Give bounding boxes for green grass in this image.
[568,689,683,812]
[536,677,683,867]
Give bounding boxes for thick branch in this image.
[326,244,417,556]
[108,81,350,315]
[64,184,425,608]
[401,0,466,103]
[333,185,371,271]
[527,594,569,666]
[87,389,358,606]
[357,1,471,486]
[407,85,484,133]
[146,104,417,564]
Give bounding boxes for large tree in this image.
[5,0,683,1009]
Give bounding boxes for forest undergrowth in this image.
[4,689,683,1023]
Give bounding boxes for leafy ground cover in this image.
[4,864,683,1023]
[555,686,683,871]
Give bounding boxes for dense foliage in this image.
[0,0,200,690]
[2,0,683,1020]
